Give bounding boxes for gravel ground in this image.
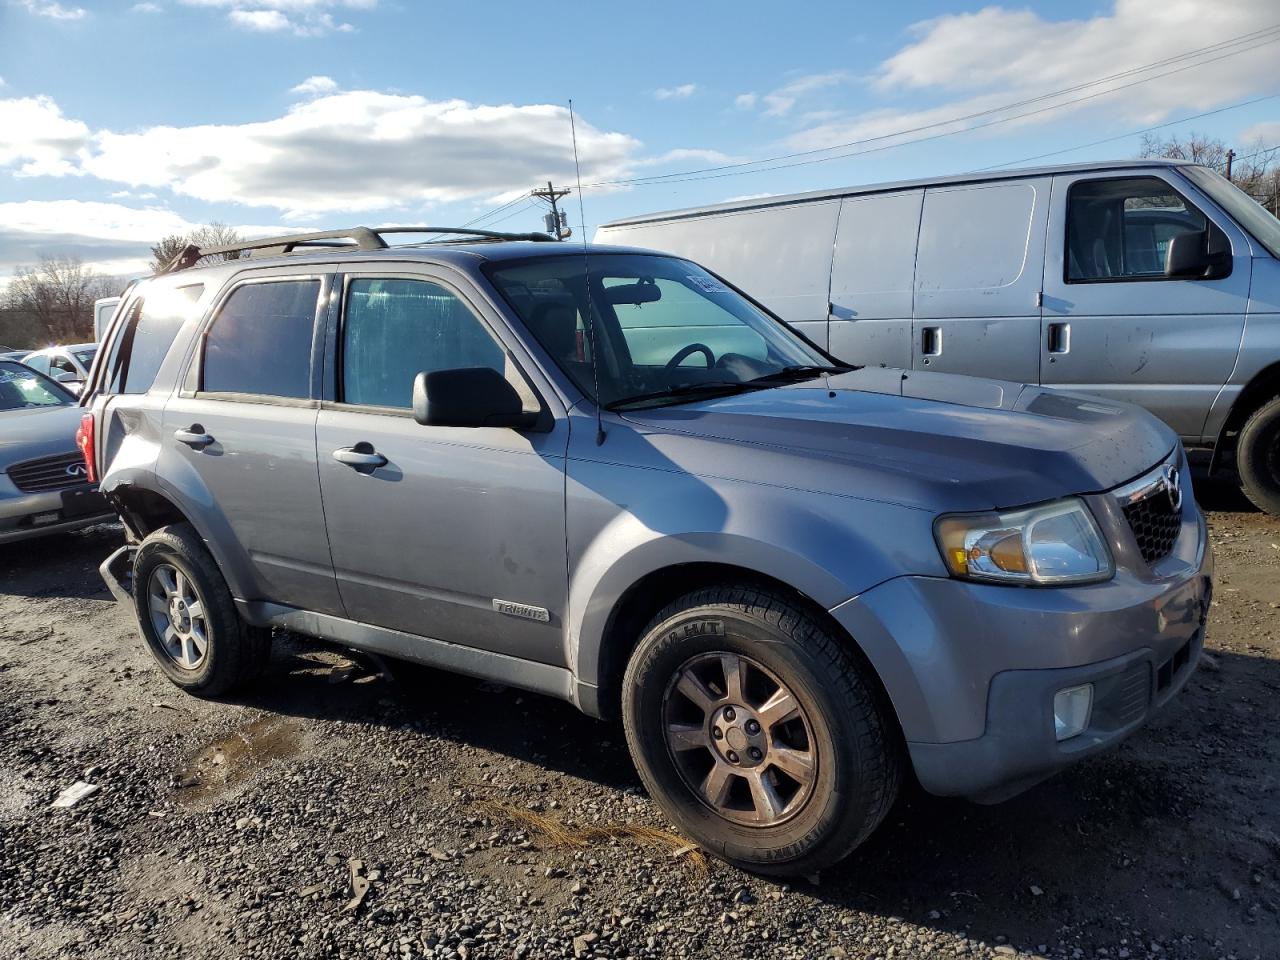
[1,476,1277,960]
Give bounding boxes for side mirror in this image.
[1165,225,1231,280]
[412,367,538,430]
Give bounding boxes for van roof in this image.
[599,158,1200,228]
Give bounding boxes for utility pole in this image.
[1225,148,1235,182]
[531,181,572,239]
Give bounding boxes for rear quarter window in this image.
[106,284,205,395]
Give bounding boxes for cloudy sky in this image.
[1,0,1279,281]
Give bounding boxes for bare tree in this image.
[5,256,115,343]
[1139,131,1280,215]
[150,221,244,273]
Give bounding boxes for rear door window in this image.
[201,280,320,399]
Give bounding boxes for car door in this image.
[912,178,1050,383]
[160,273,345,616]
[1040,171,1251,441]
[314,268,570,665]
[828,189,922,369]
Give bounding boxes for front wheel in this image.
[1237,395,1280,516]
[621,586,900,876]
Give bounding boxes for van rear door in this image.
[1040,171,1250,442]
[912,178,1050,383]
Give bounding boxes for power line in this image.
[462,193,531,228]
[579,23,1280,190]
[979,93,1280,170]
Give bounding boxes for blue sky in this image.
[1,0,1278,279]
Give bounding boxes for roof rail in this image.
[159,226,556,274]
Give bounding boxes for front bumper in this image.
[0,484,115,545]
[831,514,1213,802]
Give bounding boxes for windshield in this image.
[486,253,837,408]
[1182,164,1280,259]
[0,361,72,410]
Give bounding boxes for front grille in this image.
[6,452,87,492]
[1122,491,1181,565]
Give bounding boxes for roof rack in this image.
[160,226,556,274]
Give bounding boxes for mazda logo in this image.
[65,462,87,478]
[1161,464,1182,513]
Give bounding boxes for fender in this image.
[564,452,941,693]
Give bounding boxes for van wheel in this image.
[1237,396,1280,516]
[132,523,270,697]
[621,585,900,876]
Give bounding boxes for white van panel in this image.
[594,201,840,347]
[828,190,922,368]
[915,181,1044,319]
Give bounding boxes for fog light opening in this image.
[1054,683,1094,741]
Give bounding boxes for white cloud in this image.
[634,148,736,168]
[654,83,696,101]
[1241,121,1280,147]
[180,0,371,35]
[734,93,757,110]
[759,71,847,118]
[131,2,162,11]
[775,0,1280,157]
[0,96,90,177]
[0,199,291,282]
[16,0,87,20]
[291,75,338,96]
[77,91,641,216]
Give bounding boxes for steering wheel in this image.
[665,343,715,369]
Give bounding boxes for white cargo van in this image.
[596,159,1280,514]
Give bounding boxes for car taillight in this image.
[75,412,97,484]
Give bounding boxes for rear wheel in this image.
[132,523,270,696]
[621,585,900,876]
[1237,396,1280,516]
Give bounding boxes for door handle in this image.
[1047,322,1071,355]
[333,443,387,472]
[920,326,942,357]
[174,425,214,449]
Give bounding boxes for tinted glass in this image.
[203,280,318,398]
[72,347,97,367]
[342,278,505,409]
[111,284,203,395]
[1067,177,1207,281]
[0,361,70,410]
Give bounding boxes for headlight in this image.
[935,498,1113,585]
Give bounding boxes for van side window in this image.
[341,278,505,409]
[1066,177,1208,282]
[202,280,319,399]
[107,285,204,395]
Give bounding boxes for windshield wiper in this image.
[605,380,766,411]
[747,364,850,384]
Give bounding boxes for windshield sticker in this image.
[686,275,729,294]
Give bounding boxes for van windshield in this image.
[1182,164,1280,259]
[486,253,841,409]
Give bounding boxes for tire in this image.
[621,585,900,876]
[1237,395,1280,517]
[132,522,270,697]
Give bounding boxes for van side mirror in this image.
[1165,224,1231,280]
[412,367,538,430]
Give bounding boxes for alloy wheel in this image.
[147,563,209,670]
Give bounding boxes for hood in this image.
[0,404,84,471]
[620,368,1176,512]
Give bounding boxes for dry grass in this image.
[475,798,709,876]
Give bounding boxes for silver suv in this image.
[82,227,1212,876]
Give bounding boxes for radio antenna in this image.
[569,98,606,446]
